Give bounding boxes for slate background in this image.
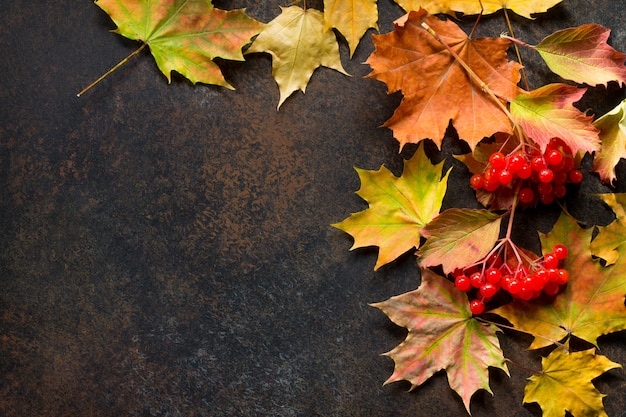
[1,1,625,416]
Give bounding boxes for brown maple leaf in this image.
[366,9,522,150]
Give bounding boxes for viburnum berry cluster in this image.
[470,138,584,206]
[452,242,570,315]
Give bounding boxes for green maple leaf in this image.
[492,212,626,349]
[372,268,509,414]
[94,0,264,89]
[418,209,503,275]
[592,99,626,185]
[524,348,621,417]
[510,83,600,154]
[591,193,626,265]
[332,144,450,270]
[534,24,626,87]
[246,6,349,108]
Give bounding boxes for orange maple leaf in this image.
[366,9,522,150]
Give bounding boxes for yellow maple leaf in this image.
[524,348,621,417]
[247,6,349,108]
[393,0,564,19]
[324,0,378,57]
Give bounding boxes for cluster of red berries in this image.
[470,138,583,205]
[453,244,570,315]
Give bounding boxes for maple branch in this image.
[77,43,147,97]
[420,22,515,124]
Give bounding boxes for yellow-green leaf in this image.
[372,269,509,413]
[324,0,378,57]
[591,193,626,265]
[492,212,626,349]
[247,6,349,108]
[332,144,450,270]
[392,0,563,18]
[524,348,621,417]
[95,0,264,88]
[418,209,503,274]
[592,99,626,185]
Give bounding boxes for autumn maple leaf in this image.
[532,24,626,87]
[94,0,264,89]
[372,268,509,413]
[392,0,564,18]
[524,348,621,417]
[492,212,626,349]
[592,99,626,185]
[510,84,600,154]
[247,6,349,108]
[418,208,503,275]
[324,0,378,57]
[366,9,521,150]
[590,193,626,265]
[332,144,450,270]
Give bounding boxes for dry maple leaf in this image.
[533,24,626,87]
[324,0,378,57]
[592,99,626,185]
[366,9,521,150]
[332,144,450,270]
[524,347,621,417]
[393,0,563,19]
[492,212,626,349]
[371,268,509,413]
[418,208,503,275]
[246,6,349,108]
[94,0,264,89]
[510,83,600,154]
[590,193,626,265]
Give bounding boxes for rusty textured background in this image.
[1,1,625,416]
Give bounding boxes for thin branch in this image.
[503,8,529,90]
[77,43,147,97]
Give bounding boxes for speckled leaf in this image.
[418,209,503,274]
[247,6,349,108]
[592,99,626,185]
[492,212,626,349]
[366,9,521,150]
[96,0,264,88]
[392,0,563,18]
[591,193,626,265]
[535,24,626,87]
[524,348,621,417]
[372,269,509,413]
[510,84,600,154]
[324,0,378,57]
[332,144,450,270]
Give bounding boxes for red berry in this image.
[498,169,513,185]
[553,184,567,199]
[519,187,535,204]
[538,168,554,183]
[455,275,472,292]
[470,174,485,189]
[540,193,555,205]
[553,244,568,260]
[546,149,563,166]
[519,285,535,300]
[470,299,485,315]
[537,182,553,196]
[543,253,559,269]
[485,267,502,284]
[556,269,570,285]
[517,164,532,179]
[569,169,583,184]
[544,281,560,296]
[470,272,485,288]
[508,153,525,173]
[480,283,498,299]
[489,152,506,170]
[507,279,521,294]
[531,156,546,172]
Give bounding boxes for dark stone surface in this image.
[1,1,625,416]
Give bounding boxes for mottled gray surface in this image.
[1,1,625,416]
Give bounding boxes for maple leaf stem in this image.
[501,35,533,50]
[502,9,529,90]
[77,43,147,97]
[477,317,567,350]
[420,22,515,124]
